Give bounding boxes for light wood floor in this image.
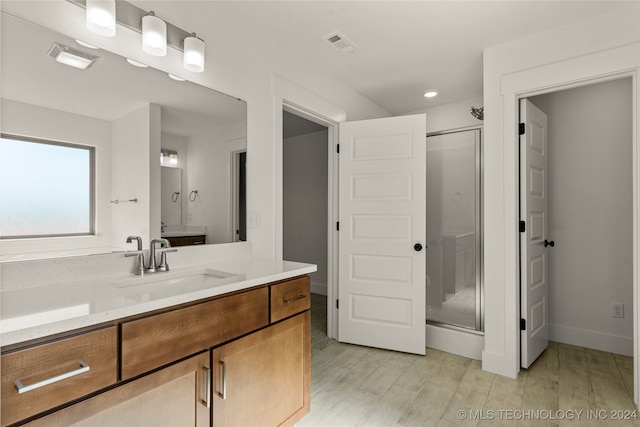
[298,341,636,426]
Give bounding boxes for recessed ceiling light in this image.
[168,73,185,81]
[75,39,100,49]
[126,58,149,68]
[423,90,438,98]
[48,42,99,70]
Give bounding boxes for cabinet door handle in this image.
[284,294,306,304]
[201,367,211,408]
[15,360,90,394]
[217,360,227,400]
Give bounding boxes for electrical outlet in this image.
[612,303,625,318]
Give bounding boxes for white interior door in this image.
[520,99,550,368]
[338,114,426,355]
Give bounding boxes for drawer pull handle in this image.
[201,366,211,408]
[15,360,90,394]
[284,294,306,304]
[217,360,227,400]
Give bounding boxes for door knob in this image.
[414,243,423,252]
[544,240,555,247]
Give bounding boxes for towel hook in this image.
[189,190,198,202]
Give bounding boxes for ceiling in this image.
[221,1,632,114]
[283,111,327,138]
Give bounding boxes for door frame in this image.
[273,76,345,339]
[281,102,339,338]
[231,149,247,242]
[505,64,638,401]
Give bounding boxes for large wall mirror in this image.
[0,12,247,260]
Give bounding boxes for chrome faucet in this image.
[147,238,166,273]
[125,236,145,275]
[126,235,143,250]
[124,237,177,275]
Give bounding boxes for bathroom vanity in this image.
[0,249,314,427]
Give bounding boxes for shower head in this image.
[470,106,484,121]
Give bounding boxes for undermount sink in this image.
[114,269,238,289]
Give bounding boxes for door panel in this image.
[520,99,549,368]
[338,114,426,355]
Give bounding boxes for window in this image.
[0,134,95,238]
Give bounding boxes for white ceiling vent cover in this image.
[323,31,358,54]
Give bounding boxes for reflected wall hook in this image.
[189,190,198,202]
[171,192,180,203]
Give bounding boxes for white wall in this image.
[283,129,329,294]
[406,96,484,134]
[111,104,159,249]
[0,99,113,256]
[161,132,189,224]
[0,1,390,260]
[483,4,640,378]
[530,78,633,355]
[186,121,247,244]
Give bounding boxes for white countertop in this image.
[0,257,316,347]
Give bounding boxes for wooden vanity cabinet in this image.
[165,235,206,247]
[24,351,210,427]
[213,311,310,427]
[1,275,310,427]
[0,327,117,427]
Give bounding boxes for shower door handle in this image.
[414,243,423,252]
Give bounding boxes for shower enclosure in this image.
[426,128,482,331]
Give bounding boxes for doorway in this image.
[282,110,331,351]
[519,78,633,388]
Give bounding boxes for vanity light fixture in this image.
[183,33,205,73]
[168,73,186,82]
[423,90,438,98]
[48,42,99,70]
[75,39,100,49]
[142,11,167,57]
[126,58,149,68]
[86,0,116,37]
[161,149,179,166]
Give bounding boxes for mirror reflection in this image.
[0,12,247,260]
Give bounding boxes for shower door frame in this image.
[426,126,483,333]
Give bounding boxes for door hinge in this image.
[336,299,339,309]
[519,220,526,233]
[519,123,526,135]
[336,144,340,153]
[336,221,340,231]
[520,318,526,330]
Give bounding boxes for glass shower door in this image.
[426,129,481,331]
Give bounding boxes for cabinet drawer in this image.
[270,276,311,323]
[121,287,268,380]
[1,327,118,426]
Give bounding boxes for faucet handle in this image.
[125,251,146,275]
[157,248,177,272]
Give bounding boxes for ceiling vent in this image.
[323,31,358,54]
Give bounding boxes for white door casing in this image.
[520,99,550,368]
[338,114,426,355]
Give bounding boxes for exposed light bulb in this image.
[86,0,116,37]
[183,34,205,73]
[142,12,167,56]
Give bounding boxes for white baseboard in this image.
[426,324,484,361]
[549,323,633,356]
[310,282,327,296]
